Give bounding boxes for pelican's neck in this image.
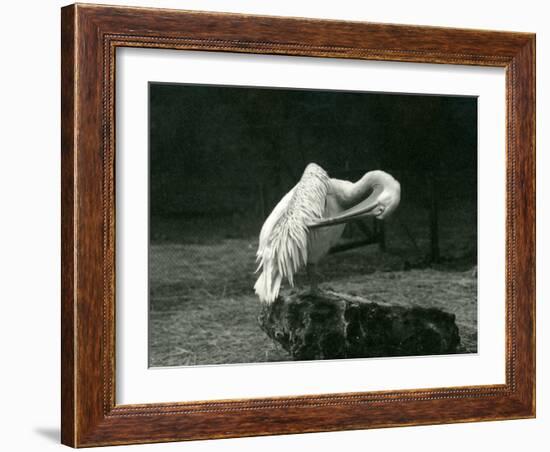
[333,170,387,207]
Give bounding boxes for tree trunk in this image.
[259,290,460,361]
[429,172,440,263]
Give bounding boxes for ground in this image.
[149,208,477,366]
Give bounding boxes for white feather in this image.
[254,164,329,303]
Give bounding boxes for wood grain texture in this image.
[60,3,536,447]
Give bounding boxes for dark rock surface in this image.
[259,290,461,361]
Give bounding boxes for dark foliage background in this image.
[150,84,476,224]
[148,83,478,366]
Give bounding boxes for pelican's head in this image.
[368,173,401,220]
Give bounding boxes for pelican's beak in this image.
[308,185,386,229]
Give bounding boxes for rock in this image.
[258,290,460,361]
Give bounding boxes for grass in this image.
[149,239,477,366]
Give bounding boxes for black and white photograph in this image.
[148,83,478,367]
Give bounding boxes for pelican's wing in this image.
[254,163,330,303]
[257,186,297,258]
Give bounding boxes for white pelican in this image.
[254,163,401,304]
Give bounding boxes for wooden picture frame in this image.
[61,3,535,447]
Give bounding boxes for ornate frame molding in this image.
[61,4,535,447]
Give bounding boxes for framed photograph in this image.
[61,3,535,447]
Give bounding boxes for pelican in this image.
[254,163,401,304]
